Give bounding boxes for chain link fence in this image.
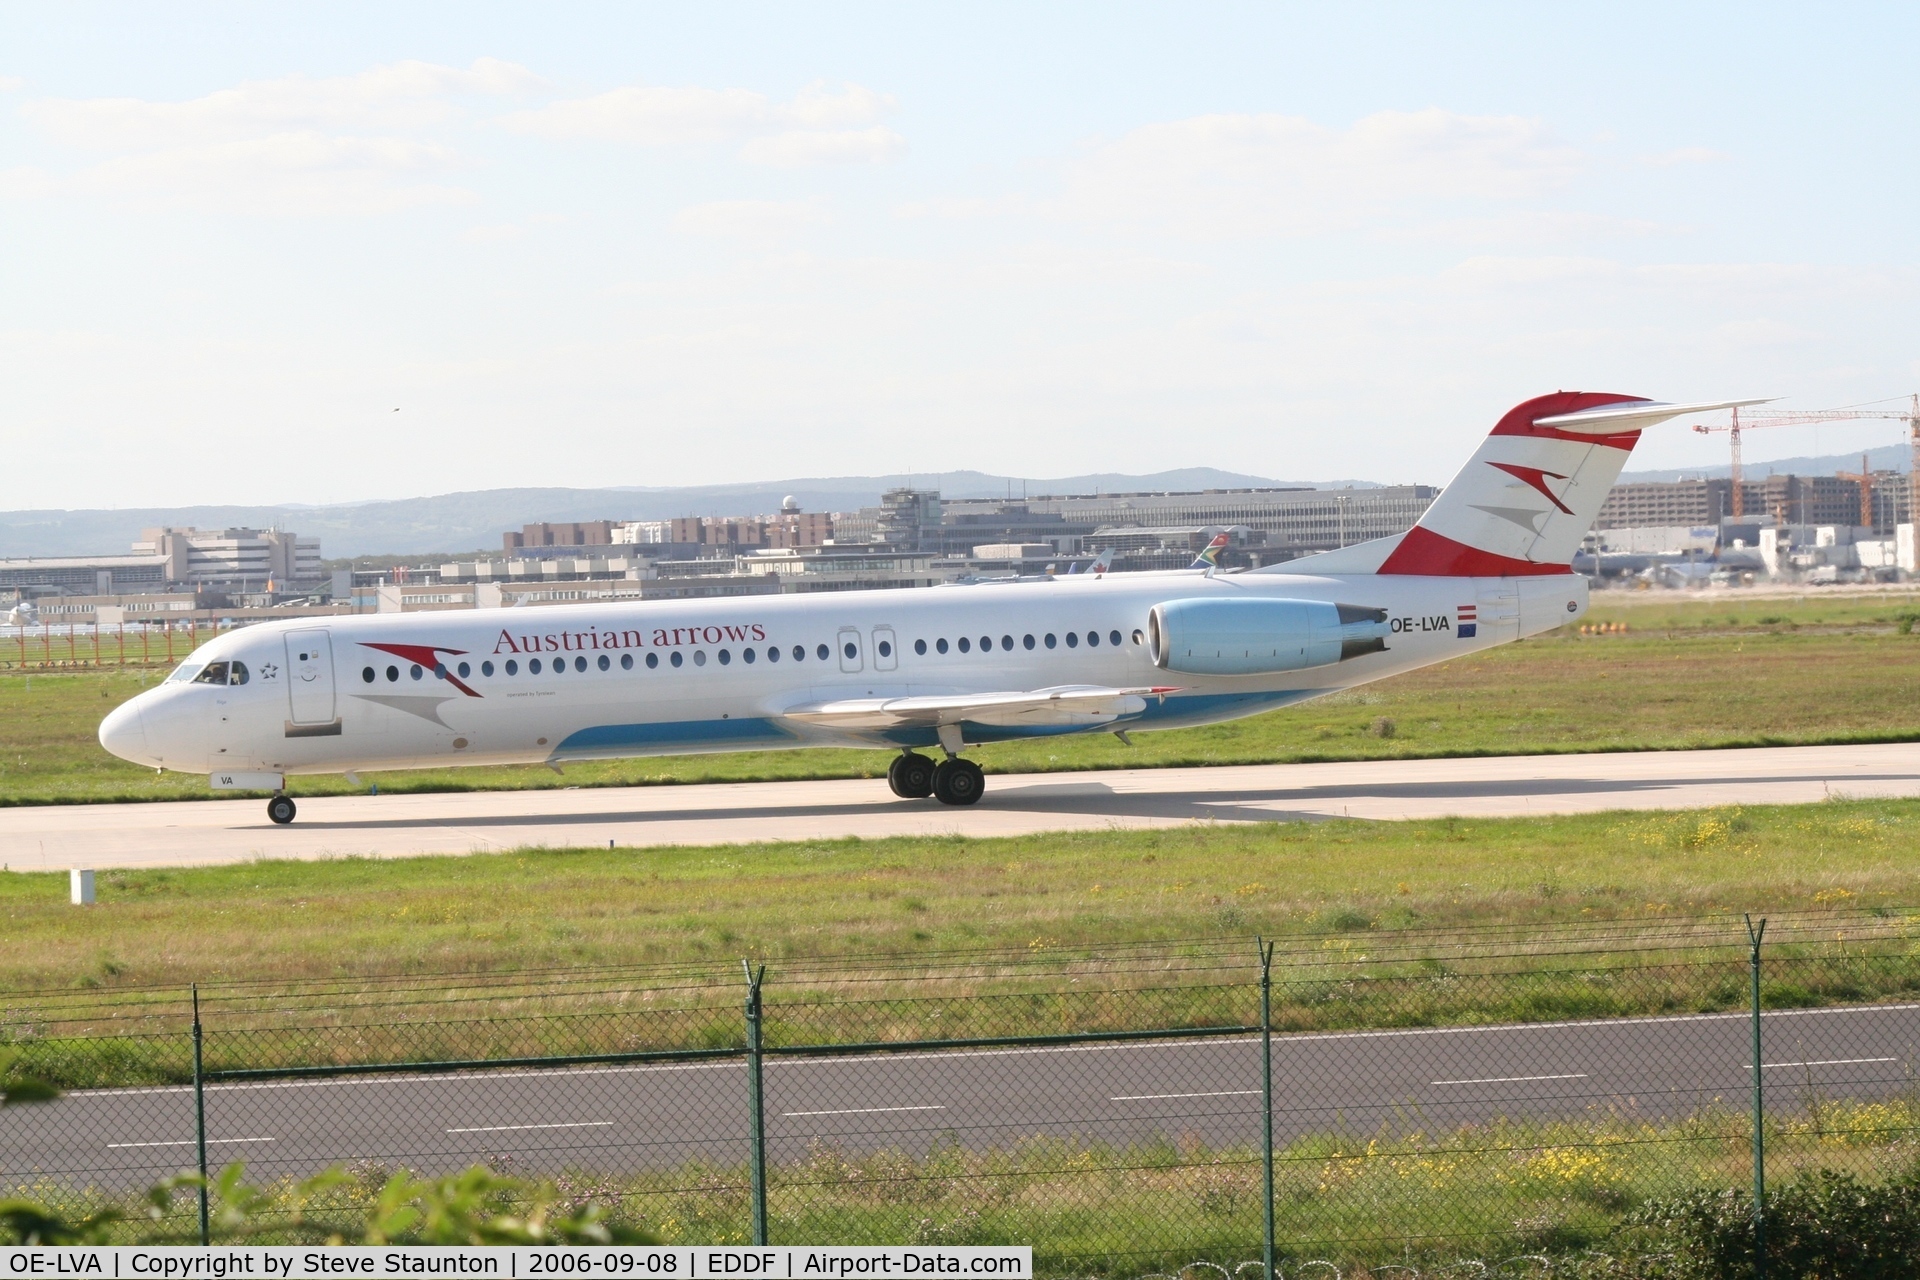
[4,912,1919,1273]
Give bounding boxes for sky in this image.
[3,2,1918,510]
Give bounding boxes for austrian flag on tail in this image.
[1456,604,1477,639]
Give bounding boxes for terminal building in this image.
[0,526,323,609]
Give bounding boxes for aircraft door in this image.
[872,625,898,672]
[285,629,337,725]
[836,627,863,673]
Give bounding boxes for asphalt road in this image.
[4,743,1919,869]
[7,1002,1914,1193]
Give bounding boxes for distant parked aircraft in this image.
[1189,532,1231,571]
[4,600,37,628]
[101,392,1764,824]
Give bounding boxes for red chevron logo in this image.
[1488,461,1574,515]
[360,642,481,697]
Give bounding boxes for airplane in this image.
[4,600,37,628]
[99,391,1765,824]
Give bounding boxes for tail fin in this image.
[1189,532,1230,570]
[1373,391,1770,576]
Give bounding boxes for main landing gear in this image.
[887,751,936,799]
[267,793,297,825]
[889,751,984,806]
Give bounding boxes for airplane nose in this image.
[99,697,153,766]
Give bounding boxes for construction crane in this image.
[1691,395,1920,520]
[1836,454,1875,528]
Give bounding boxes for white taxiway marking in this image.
[1110,1090,1262,1101]
[445,1121,614,1133]
[1749,1057,1897,1070]
[107,1137,274,1148]
[782,1105,947,1117]
[1431,1073,1588,1086]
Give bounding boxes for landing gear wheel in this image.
[888,752,936,799]
[931,758,985,806]
[267,794,297,825]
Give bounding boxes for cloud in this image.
[776,82,895,129]
[10,59,535,215]
[501,78,901,167]
[893,195,1029,221]
[0,167,56,199]
[673,198,831,242]
[1386,210,1676,245]
[26,58,540,149]
[499,85,769,145]
[1054,108,1586,239]
[739,126,904,168]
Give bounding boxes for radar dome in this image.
[781,495,801,513]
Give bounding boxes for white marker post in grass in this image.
[70,868,95,905]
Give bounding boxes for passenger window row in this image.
[913,629,1136,656]
[352,627,1144,687]
[357,643,838,685]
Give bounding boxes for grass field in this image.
[5,591,1920,808]
[0,796,1913,992]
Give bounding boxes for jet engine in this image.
[1148,598,1388,676]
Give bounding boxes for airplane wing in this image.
[779,684,1180,730]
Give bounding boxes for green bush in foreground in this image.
[2,1162,655,1246]
[1629,1162,1920,1280]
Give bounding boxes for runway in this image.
[7,1001,1915,1190]
[3,742,1916,870]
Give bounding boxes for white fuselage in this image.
[99,570,1586,780]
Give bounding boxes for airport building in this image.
[0,526,323,605]
[1596,473,1911,535]
[132,526,324,591]
[926,486,1439,561]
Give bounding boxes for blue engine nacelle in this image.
[1148,598,1389,676]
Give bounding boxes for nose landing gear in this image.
[267,794,297,825]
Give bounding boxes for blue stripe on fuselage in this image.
[554,690,1325,758]
[554,717,797,759]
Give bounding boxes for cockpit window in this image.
[192,661,230,685]
[166,662,204,684]
[227,661,249,685]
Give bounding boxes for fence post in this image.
[1746,915,1767,1280]
[743,960,770,1246]
[191,984,209,1245]
[1259,938,1276,1280]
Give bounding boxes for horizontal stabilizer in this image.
[781,684,1179,730]
[1533,397,1775,434]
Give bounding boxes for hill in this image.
[1619,443,1913,485]
[0,467,1366,559]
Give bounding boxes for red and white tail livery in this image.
[100,390,1763,819]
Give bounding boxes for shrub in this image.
[1630,1162,1920,1279]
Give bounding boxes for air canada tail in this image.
[1262,391,1772,578]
